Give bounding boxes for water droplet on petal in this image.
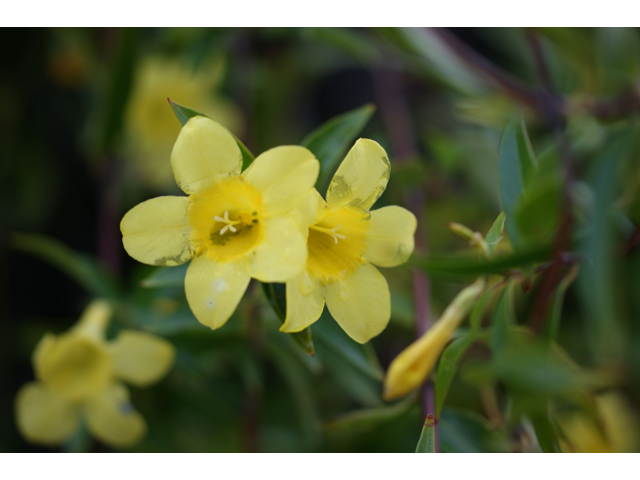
[340,291,349,302]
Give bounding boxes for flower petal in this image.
[242,146,319,214]
[293,188,327,230]
[325,262,390,344]
[281,271,326,332]
[185,255,250,329]
[244,216,307,282]
[84,383,147,448]
[71,300,112,340]
[365,206,417,267]
[109,331,175,387]
[170,116,242,194]
[121,196,192,266]
[15,382,79,445]
[326,138,390,210]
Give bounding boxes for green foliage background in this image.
[2,27,640,452]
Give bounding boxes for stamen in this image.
[215,210,242,235]
[310,224,347,244]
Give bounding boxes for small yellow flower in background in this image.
[280,139,417,344]
[383,278,486,401]
[121,116,320,330]
[15,300,175,448]
[125,56,243,190]
[557,391,640,453]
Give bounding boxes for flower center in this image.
[306,206,369,284]
[189,178,264,262]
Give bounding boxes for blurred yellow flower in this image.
[15,300,175,448]
[280,139,417,344]
[125,56,243,190]
[557,392,640,453]
[121,116,320,330]
[383,278,486,401]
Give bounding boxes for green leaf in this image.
[414,243,552,280]
[313,312,384,381]
[435,290,493,419]
[10,232,119,299]
[545,264,579,343]
[141,263,189,288]
[485,211,506,256]
[499,117,536,249]
[490,283,516,353]
[577,127,636,361]
[261,282,314,356]
[168,98,255,170]
[439,407,508,453]
[415,414,436,453]
[324,394,416,435]
[530,411,560,453]
[301,103,376,190]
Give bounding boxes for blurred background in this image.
[2,27,640,452]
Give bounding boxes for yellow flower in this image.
[383,278,486,401]
[15,300,175,448]
[121,116,320,329]
[125,56,243,190]
[280,139,417,344]
[557,392,640,453]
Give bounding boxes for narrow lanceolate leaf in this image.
[490,282,516,353]
[261,282,314,356]
[301,103,376,190]
[577,127,636,361]
[485,211,506,256]
[530,411,560,453]
[414,243,552,280]
[10,232,119,298]
[435,290,494,419]
[168,98,255,169]
[499,118,536,249]
[415,414,436,453]
[545,264,579,343]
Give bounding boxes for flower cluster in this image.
[15,300,175,447]
[121,116,416,343]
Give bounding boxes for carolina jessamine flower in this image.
[15,300,175,447]
[383,278,486,401]
[125,56,243,190]
[121,116,320,329]
[280,138,417,344]
[557,392,640,453]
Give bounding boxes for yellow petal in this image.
[293,188,326,230]
[326,138,390,210]
[383,278,486,401]
[170,116,242,194]
[109,331,176,387]
[281,271,326,332]
[84,383,147,448]
[185,255,250,329]
[71,300,112,340]
[121,196,192,266]
[33,332,113,401]
[244,216,307,282]
[325,262,390,344]
[242,146,319,214]
[365,206,417,267]
[15,382,79,445]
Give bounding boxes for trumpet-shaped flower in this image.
[125,56,243,190]
[121,116,320,329]
[383,278,486,401]
[15,300,175,447]
[280,139,417,344]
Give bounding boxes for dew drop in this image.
[340,291,349,302]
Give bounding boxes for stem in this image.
[373,65,438,451]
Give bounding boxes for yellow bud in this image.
[383,278,486,401]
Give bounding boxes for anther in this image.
[215,211,241,235]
